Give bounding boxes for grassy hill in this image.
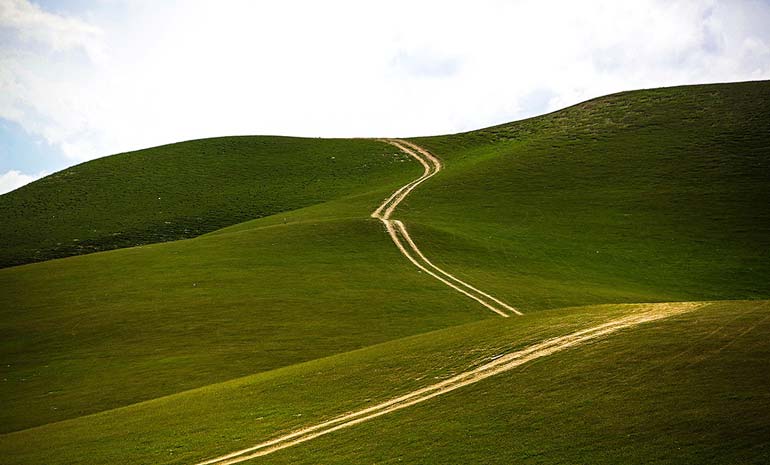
[1,80,769,464]
[0,137,417,267]
[2,300,768,465]
[0,205,492,434]
[402,80,770,310]
[254,300,770,465]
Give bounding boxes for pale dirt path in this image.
[383,219,509,317]
[393,220,522,316]
[195,302,705,465]
[372,139,520,317]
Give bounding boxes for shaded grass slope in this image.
[0,137,416,267]
[402,80,770,310]
[1,300,767,464]
[0,216,488,433]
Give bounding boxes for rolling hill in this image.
[402,80,770,310]
[1,80,769,464]
[2,300,768,464]
[0,137,418,268]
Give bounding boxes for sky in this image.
[1,0,770,194]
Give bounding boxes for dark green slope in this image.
[0,137,415,267]
[403,80,770,310]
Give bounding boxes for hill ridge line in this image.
[195,301,705,464]
[373,139,521,317]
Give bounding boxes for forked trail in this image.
[372,139,521,317]
[196,302,704,465]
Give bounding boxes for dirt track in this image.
[373,139,521,317]
[193,142,708,464]
[196,302,704,464]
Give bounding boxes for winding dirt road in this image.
[192,142,706,464]
[195,302,704,465]
[373,139,521,317]
[189,142,711,465]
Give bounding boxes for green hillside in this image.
[2,300,768,465]
[0,137,417,267]
[0,214,490,433]
[2,80,769,464]
[255,300,770,465]
[402,80,770,310]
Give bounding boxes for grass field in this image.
[401,81,770,310]
[0,217,492,433]
[255,300,770,465]
[0,137,418,267]
[2,301,767,464]
[1,80,769,464]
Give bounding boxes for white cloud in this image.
[0,169,47,194]
[0,0,102,56]
[1,0,769,170]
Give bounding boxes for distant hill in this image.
[0,137,418,267]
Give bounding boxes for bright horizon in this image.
[2,0,770,193]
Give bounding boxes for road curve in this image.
[193,139,533,465]
[373,139,521,317]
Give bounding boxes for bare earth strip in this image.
[372,139,521,317]
[196,302,704,464]
[383,220,510,317]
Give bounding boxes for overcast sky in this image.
[2,0,770,193]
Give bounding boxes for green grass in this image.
[1,80,769,464]
[402,80,770,310]
[0,137,417,267]
[1,301,767,464]
[0,217,489,433]
[257,300,770,465]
